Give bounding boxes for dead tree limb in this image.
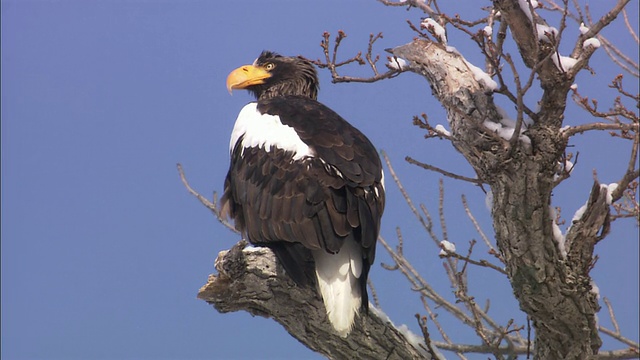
[197,240,434,360]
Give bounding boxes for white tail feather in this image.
[313,239,362,337]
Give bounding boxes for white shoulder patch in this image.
[229,103,315,160]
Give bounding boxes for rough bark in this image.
[391,36,607,359]
[198,240,432,360]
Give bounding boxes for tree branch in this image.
[177,163,238,233]
[377,0,437,17]
[438,243,508,275]
[198,240,433,360]
[405,156,485,185]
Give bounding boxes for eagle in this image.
[221,51,385,336]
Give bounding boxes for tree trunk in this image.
[391,37,607,359]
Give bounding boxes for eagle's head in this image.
[226,51,319,101]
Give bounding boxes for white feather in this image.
[350,253,362,278]
[313,238,362,337]
[229,102,315,160]
[375,169,385,197]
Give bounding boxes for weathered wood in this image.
[198,240,433,360]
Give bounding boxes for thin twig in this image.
[599,326,640,349]
[421,298,467,360]
[439,247,508,275]
[461,194,501,261]
[378,235,479,330]
[382,151,437,243]
[621,8,639,44]
[561,122,639,137]
[405,156,484,185]
[438,179,449,244]
[598,296,640,351]
[312,30,403,84]
[415,314,440,359]
[177,163,239,233]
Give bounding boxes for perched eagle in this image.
[221,51,385,336]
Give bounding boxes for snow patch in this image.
[369,305,444,359]
[554,159,574,181]
[550,207,566,258]
[485,189,493,212]
[482,106,531,144]
[519,134,532,145]
[570,83,578,91]
[434,124,451,136]
[564,159,575,173]
[483,26,493,36]
[518,0,534,21]
[387,57,408,70]
[439,240,456,256]
[444,46,497,90]
[590,279,601,300]
[583,38,601,49]
[537,24,558,42]
[243,245,263,253]
[571,202,588,224]
[445,44,498,92]
[579,22,590,35]
[422,18,447,44]
[369,304,392,323]
[463,59,498,90]
[398,325,427,354]
[499,127,517,140]
[606,183,618,205]
[552,54,578,72]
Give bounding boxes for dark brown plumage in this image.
[222,51,385,336]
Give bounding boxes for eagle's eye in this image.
[264,62,275,71]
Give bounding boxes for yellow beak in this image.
[226,65,271,94]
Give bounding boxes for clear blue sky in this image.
[2,1,638,359]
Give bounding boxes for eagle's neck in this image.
[253,81,318,101]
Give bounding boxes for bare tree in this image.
[181,1,638,359]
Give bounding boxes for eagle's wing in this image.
[221,96,385,287]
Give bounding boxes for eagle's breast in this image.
[229,102,315,161]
